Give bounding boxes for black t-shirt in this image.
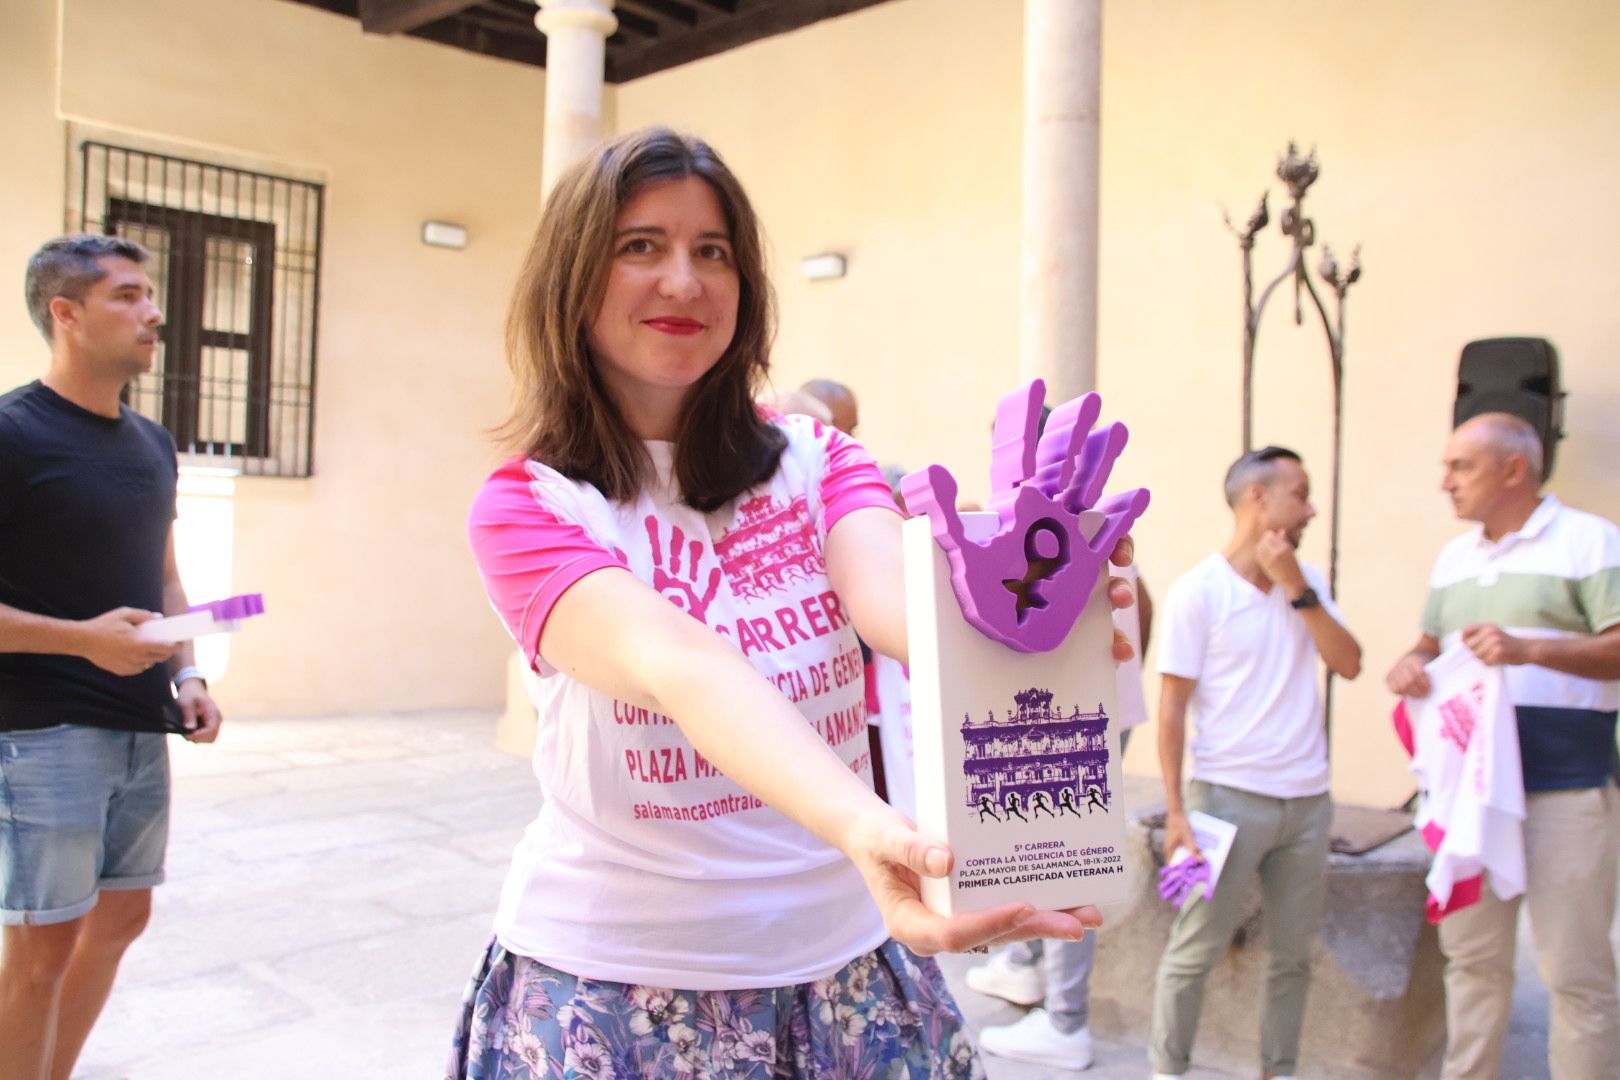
[0,380,181,732]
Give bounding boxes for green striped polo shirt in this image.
[1422,496,1620,792]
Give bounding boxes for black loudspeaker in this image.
[1454,337,1565,481]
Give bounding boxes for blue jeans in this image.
[994,727,1128,1032]
[0,723,169,925]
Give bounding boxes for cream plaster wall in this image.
[615,0,1023,519]
[5,0,1616,800]
[0,0,67,384]
[613,0,1620,805]
[2,0,547,716]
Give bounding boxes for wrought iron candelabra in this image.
[1227,143,1361,726]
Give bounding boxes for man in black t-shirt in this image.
[0,234,223,1080]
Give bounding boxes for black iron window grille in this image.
[76,142,324,477]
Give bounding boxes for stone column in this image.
[534,0,618,198]
[1020,0,1102,400]
[499,2,616,756]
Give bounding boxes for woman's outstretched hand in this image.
[842,807,1102,957]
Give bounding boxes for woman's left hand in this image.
[843,807,1102,957]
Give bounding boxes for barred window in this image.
[77,142,324,477]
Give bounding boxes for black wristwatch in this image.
[1290,587,1320,611]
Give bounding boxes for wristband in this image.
[172,666,207,690]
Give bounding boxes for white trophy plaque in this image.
[904,511,1130,915]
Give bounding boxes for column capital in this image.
[534,0,617,39]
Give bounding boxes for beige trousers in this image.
[1439,783,1620,1079]
[1147,781,1333,1077]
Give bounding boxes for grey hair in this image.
[879,463,907,501]
[25,233,151,342]
[799,378,854,411]
[1464,412,1544,481]
[1223,445,1303,507]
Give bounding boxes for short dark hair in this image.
[1223,445,1302,507]
[500,128,783,512]
[25,233,151,342]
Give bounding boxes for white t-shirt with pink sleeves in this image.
[468,415,899,991]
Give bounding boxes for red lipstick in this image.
[644,317,704,336]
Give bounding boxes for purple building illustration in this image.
[962,688,1110,821]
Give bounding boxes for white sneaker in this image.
[963,950,1045,1006]
[976,1010,1094,1070]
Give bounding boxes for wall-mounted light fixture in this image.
[800,252,847,281]
[422,221,468,249]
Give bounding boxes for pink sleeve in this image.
[468,459,625,672]
[818,424,901,531]
[1392,699,1416,758]
[864,658,882,718]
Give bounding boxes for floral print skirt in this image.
[446,937,985,1080]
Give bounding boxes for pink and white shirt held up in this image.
[468,416,898,991]
[1394,646,1527,923]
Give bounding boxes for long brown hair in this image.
[500,128,785,511]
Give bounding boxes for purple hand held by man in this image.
[901,381,1150,653]
[1157,856,1212,908]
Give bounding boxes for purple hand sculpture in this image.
[188,593,266,624]
[1157,856,1211,908]
[901,381,1150,653]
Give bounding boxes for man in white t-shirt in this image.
[1148,446,1362,1080]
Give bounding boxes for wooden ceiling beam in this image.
[481,0,538,18]
[357,0,480,34]
[614,7,660,38]
[618,0,700,27]
[286,0,360,18]
[407,17,548,65]
[281,0,909,81]
[454,7,536,36]
[609,0,899,83]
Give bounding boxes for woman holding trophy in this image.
[453,127,1134,1080]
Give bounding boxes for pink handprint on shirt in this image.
[644,515,722,625]
[901,380,1149,653]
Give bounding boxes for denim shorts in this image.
[0,723,170,926]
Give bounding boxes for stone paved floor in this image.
[20,711,1557,1078]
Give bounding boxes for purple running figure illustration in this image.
[961,688,1111,827]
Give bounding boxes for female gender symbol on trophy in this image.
[902,381,1148,915]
